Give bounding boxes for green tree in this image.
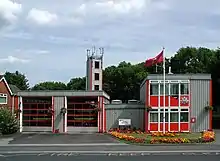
[103,61,148,101]
[67,77,86,90]
[170,46,220,108]
[4,71,29,90]
[32,81,67,90]
[0,107,19,135]
[170,47,216,74]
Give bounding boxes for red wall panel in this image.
[170,123,178,131]
[150,96,169,107]
[160,123,169,131]
[180,123,189,131]
[159,96,169,106]
[150,96,158,106]
[150,123,158,131]
[170,96,178,106]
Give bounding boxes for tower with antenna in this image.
[86,46,104,91]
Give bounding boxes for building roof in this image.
[9,84,20,94]
[17,90,110,99]
[140,73,212,88]
[0,76,13,95]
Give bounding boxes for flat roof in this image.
[17,90,110,99]
[140,73,211,88]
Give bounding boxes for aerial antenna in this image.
[99,47,104,57]
[86,49,90,56]
[92,46,96,56]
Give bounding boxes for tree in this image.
[170,47,220,107]
[170,47,216,74]
[67,77,86,90]
[32,81,67,90]
[0,107,19,135]
[4,71,29,90]
[103,61,148,101]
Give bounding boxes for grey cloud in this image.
[2,0,220,85]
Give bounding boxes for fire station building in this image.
[140,74,212,132]
[0,47,213,133]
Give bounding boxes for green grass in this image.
[125,132,201,141]
[112,132,204,145]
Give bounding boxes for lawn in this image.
[129,132,201,140]
[108,130,216,144]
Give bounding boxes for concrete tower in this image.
[86,46,104,91]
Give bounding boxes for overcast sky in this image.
[0,0,219,86]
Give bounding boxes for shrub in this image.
[0,107,19,135]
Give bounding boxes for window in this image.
[170,112,178,122]
[0,93,7,104]
[181,83,189,94]
[94,85,99,90]
[150,84,158,95]
[94,73,99,80]
[180,109,189,122]
[150,113,158,122]
[95,61,100,69]
[160,109,168,122]
[160,84,169,95]
[170,83,179,95]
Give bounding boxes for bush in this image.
[0,107,19,135]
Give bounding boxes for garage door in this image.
[67,97,98,133]
[22,97,53,132]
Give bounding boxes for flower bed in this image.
[110,131,145,143]
[108,128,145,134]
[151,132,179,137]
[108,130,215,144]
[201,131,215,142]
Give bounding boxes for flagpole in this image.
[163,47,166,134]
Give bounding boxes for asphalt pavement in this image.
[0,131,220,161]
[8,133,120,144]
[0,144,220,152]
[0,154,220,161]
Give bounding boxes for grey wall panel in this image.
[105,104,145,131]
[140,82,146,104]
[54,96,64,133]
[191,80,210,132]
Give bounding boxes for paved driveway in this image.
[8,133,120,144]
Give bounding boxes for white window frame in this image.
[149,109,159,123]
[148,80,190,132]
[150,83,159,96]
[0,93,7,105]
[159,109,169,123]
[180,108,189,123]
[149,107,190,131]
[170,108,179,123]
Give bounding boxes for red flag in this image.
[144,50,164,67]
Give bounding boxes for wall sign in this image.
[191,117,196,123]
[118,119,131,126]
[180,97,189,105]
